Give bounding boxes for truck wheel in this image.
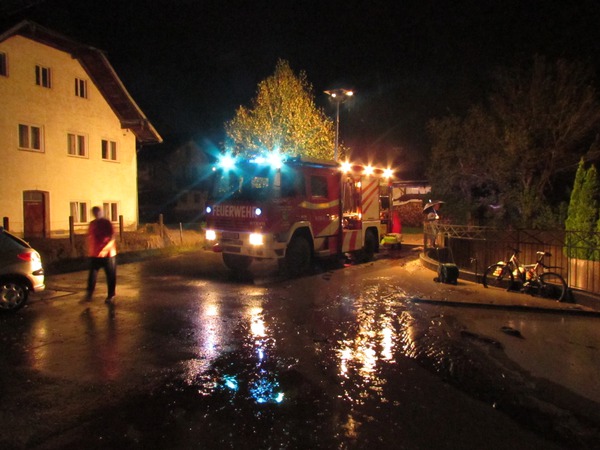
[222,253,252,272]
[360,230,377,262]
[284,237,311,277]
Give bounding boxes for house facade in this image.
[0,21,161,238]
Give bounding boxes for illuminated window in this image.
[67,133,87,157]
[102,202,118,222]
[101,139,117,161]
[75,78,87,98]
[70,201,88,223]
[0,52,7,76]
[18,124,43,151]
[35,65,51,88]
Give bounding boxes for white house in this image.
[0,21,162,238]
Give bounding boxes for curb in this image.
[410,297,600,317]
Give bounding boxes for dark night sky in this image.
[3,0,600,177]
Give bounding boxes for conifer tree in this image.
[565,160,599,259]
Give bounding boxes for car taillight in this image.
[17,251,40,263]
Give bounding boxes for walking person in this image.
[85,206,117,304]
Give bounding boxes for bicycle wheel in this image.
[482,264,515,290]
[538,272,567,302]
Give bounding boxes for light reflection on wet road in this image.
[0,249,598,448]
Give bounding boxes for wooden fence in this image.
[424,224,600,295]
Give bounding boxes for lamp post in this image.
[324,88,353,161]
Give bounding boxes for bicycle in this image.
[482,248,567,302]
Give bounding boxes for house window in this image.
[35,65,51,88]
[67,133,87,157]
[0,52,7,76]
[70,201,88,223]
[75,78,87,98]
[101,139,117,161]
[103,202,119,222]
[18,124,43,151]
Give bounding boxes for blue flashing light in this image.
[268,151,283,169]
[255,207,262,216]
[206,206,212,214]
[218,154,236,170]
[250,151,285,169]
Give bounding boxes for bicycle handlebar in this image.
[509,248,552,258]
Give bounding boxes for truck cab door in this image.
[305,169,340,242]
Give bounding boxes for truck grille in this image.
[213,218,247,231]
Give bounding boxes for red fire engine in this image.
[204,153,401,275]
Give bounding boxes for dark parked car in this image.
[0,228,45,311]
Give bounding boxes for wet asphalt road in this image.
[1,245,599,449]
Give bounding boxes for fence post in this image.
[119,215,124,242]
[2,217,8,231]
[69,215,75,245]
[179,222,183,245]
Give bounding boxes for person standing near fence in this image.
[423,200,443,248]
[85,206,117,304]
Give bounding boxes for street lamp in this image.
[324,88,353,161]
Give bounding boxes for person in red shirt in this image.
[85,206,117,303]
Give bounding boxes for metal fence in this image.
[424,223,600,295]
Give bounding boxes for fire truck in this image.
[204,153,401,275]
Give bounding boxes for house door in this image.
[23,191,49,238]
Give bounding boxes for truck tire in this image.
[222,253,252,272]
[360,229,377,262]
[284,236,311,277]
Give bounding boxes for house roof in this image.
[0,20,162,145]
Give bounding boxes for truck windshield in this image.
[213,164,275,200]
[211,164,303,201]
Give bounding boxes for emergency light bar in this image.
[215,152,395,178]
[339,160,394,178]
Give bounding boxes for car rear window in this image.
[0,230,31,252]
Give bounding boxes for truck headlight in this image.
[249,233,264,246]
[205,229,216,241]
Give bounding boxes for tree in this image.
[427,56,600,228]
[565,159,587,232]
[225,60,336,159]
[491,56,600,225]
[597,203,600,258]
[427,106,503,224]
[565,160,599,259]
